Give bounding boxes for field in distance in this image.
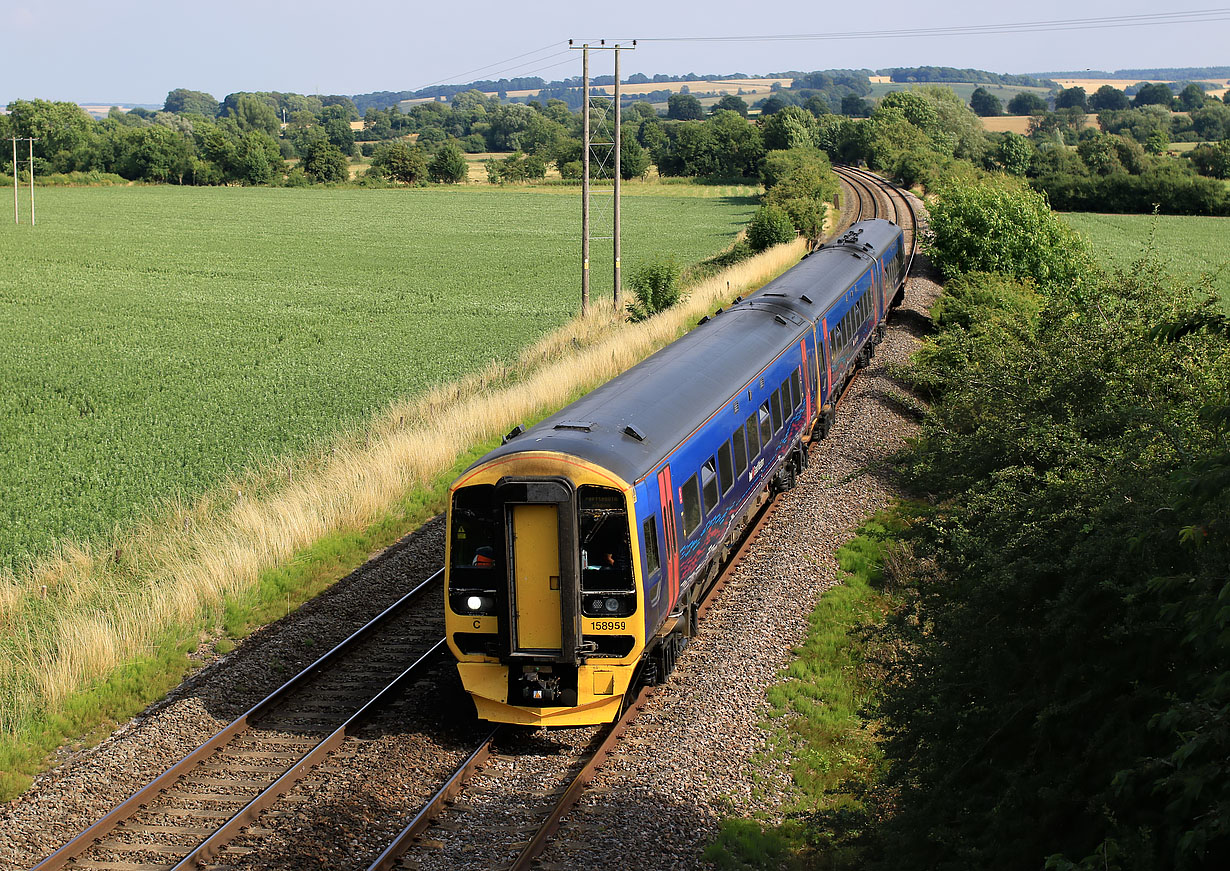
[1064,212,1230,302]
[0,184,757,571]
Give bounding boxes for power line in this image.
[409,42,563,93]
[618,8,1230,43]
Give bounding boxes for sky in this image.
[2,1,1228,106]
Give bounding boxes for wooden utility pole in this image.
[570,39,635,316]
[12,137,37,225]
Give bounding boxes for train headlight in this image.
[467,595,483,611]
[604,597,620,612]
[590,598,604,612]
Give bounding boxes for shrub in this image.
[625,259,681,322]
[746,204,796,251]
[428,142,467,184]
[926,174,1092,291]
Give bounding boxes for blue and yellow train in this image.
[444,219,907,726]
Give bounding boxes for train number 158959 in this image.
[589,620,626,631]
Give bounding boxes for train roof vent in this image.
[622,424,645,442]
[502,424,525,444]
[800,294,813,304]
[774,314,788,325]
[698,315,710,325]
[554,420,594,433]
[763,292,786,297]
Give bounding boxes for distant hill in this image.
[876,67,1057,88]
[1035,67,1230,80]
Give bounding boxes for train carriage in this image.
[444,219,905,726]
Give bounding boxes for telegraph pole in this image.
[570,39,635,316]
[12,137,37,225]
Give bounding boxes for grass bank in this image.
[0,234,807,799]
[703,512,908,871]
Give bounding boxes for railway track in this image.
[30,169,922,871]
[33,572,449,871]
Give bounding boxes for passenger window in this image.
[779,381,791,426]
[701,457,719,515]
[733,426,748,477]
[770,390,783,432]
[759,403,772,447]
[681,475,702,536]
[643,516,660,577]
[745,413,760,459]
[718,440,735,494]
[791,370,802,409]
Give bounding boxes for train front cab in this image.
[445,454,645,726]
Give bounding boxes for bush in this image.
[625,260,681,322]
[428,142,467,184]
[746,204,797,251]
[926,174,1091,291]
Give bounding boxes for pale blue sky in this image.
[3,1,1227,105]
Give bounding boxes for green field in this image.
[1062,212,1230,301]
[0,185,756,570]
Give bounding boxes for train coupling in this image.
[517,666,563,703]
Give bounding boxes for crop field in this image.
[1063,212,1230,302]
[0,184,757,571]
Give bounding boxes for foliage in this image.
[0,186,756,570]
[667,93,704,121]
[1089,84,1131,111]
[625,259,681,321]
[1186,140,1230,179]
[428,142,468,183]
[369,140,429,184]
[994,132,1033,175]
[925,174,1092,289]
[1134,82,1176,108]
[301,140,349,183]
[1006,91,1047,114]
[712,95,749,117]
[163,88,219,117]
[868,256,1230,870]
[761,147,839,245]
[1054,86,1088,111]
[746,204,797,251]
[969,87,1003,117]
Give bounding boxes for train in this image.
[443,218,907,726]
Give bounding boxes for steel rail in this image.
[32,567,445,871]
[171,639,450,870]
[364,727,501,871]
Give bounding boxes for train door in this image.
[497,477,581,663]
[511,504,562,653]
[655,465,680,612]
[820,317,832,407]
[799,338,813,416]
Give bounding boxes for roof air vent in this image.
[800,294,813,304]
[554,420,593,432]
[622,424,645,442]
[502,424,525,444]
[774,314,788,325]
[698,315,710,325]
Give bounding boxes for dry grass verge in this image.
[0,236,806,793]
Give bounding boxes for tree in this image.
[1134,82,1175,108]
[372,141,428,183]
[969,87,1004,117]
[428,142,468,183]
[841,94,872,117]
[712,95,749,117]
[226,94,280,136]
[1177,83,1207,111]
[625,260,681,322]
[163,89,219,117]
[1007,92,1048,114]
[302,140,349,183]
[1089,84,1130,111]
[761,105,815,151]
[1054,86,1088,111]
[666,93,704,121]
[995,132,1032,175]
[746,204,796,251]
[708,110,764,177]
[620,135,650,180]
